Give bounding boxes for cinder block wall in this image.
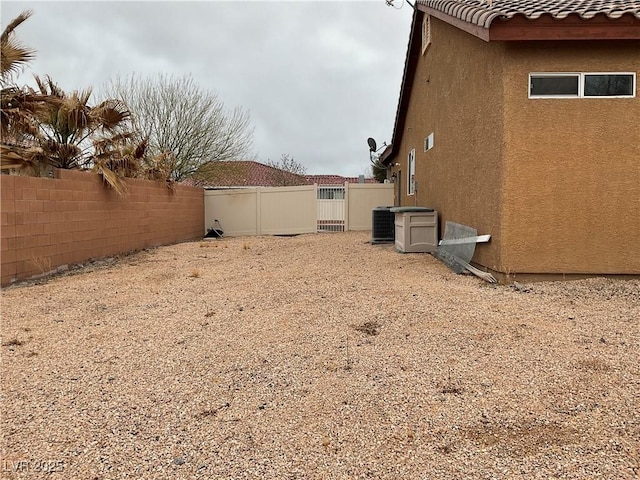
[1,169,204,286]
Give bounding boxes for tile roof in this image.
[418,0,640,28]
[305,175,378,185]
[182,162,378,188]
[186,161,309,188]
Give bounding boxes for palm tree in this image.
[33,75,134,169]
[1,10,170,193]
[32,75,149,194]
[1,10,51,174]
[1,10,34,81]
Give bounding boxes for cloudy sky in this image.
[2,0,414,177]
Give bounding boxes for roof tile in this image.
[419,0,640,28]
[187,161,309,187]
[305,175,377,185]
[182,162,378,187]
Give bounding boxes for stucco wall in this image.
[1,170,204,286]
[390,15,506,271]
[502,40,640,274]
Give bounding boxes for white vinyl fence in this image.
[204,183,393,236]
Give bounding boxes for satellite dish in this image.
[367,137,377,152]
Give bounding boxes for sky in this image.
[1,0,414,177]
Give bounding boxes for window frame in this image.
[407,148,416,196]
[424,132,434,152]
[528,72,636,99]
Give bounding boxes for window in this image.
[584,74,634,96]
[424,132,434,152]
[421,15,431,54]
[407,149,416,196]
[530,74,578,97]
[529,73,635,98]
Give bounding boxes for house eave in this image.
[382,8,422,166]
[420,5,491,41]
[489,13,640,41]
[420,4,640,41]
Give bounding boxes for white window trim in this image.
[424,132,434,152]
[407,148,416,196]
[529,72,636,99]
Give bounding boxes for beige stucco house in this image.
[381,0,640,280]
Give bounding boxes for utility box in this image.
[390,207,438,253]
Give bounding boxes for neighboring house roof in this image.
[186,161,309,188]
[182,161,378,188]
[381,0,640,166]
[306,174,378,185]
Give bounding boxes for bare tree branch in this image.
[264,154,308,186]
[106,73,255,182]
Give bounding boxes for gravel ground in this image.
[1,231,639,479]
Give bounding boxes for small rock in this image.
[513,282,530,293]
[173,457,186,465]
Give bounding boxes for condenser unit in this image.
[371,206,395,244]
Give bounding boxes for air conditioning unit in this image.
[371,206,395,244]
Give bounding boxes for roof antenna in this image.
[385,0,415,10]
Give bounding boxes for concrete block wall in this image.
[1,169,204,286]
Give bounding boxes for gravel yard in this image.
[1,231,639,479]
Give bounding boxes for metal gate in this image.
[317,186,345,232]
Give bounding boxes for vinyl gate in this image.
[317,186,345,232]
